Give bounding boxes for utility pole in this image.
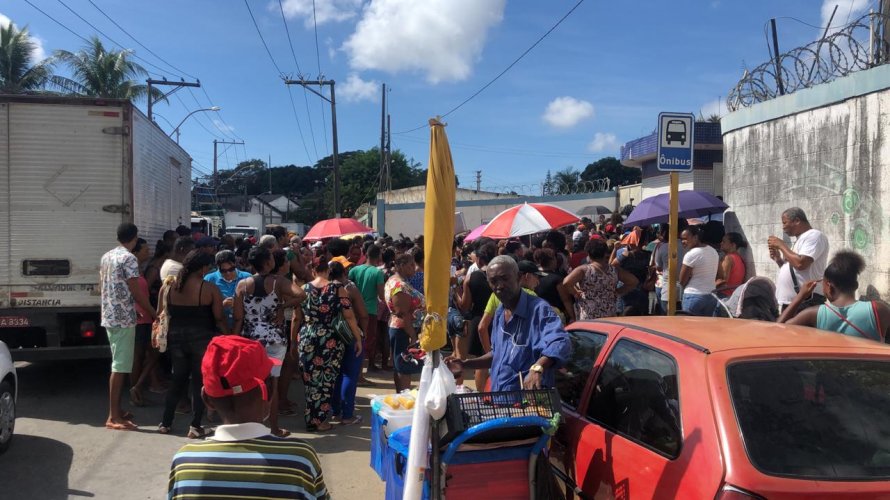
[379,83,386,194]
[146,79,201,122]
[284,78,341,217]
[769,19,785,96]
[213,139,245,195]
[385,114,392,192]
[475,170,482,192]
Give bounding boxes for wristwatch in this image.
[529,364,544,374]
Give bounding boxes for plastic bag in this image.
[424,360,456,420]
[403,358,433,500]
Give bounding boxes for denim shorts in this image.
[265,342,287,377]
[388,327,423,375]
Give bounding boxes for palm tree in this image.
[553,167,580,194]
[51,36,162,102]
[0,23,54,94]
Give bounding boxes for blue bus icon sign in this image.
[657,113,694,172]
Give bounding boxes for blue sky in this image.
[1,0,875,192]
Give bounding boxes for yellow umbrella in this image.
[420,117,456,352]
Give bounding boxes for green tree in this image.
[0,23,54,93]
[581,156,640,188]
[543,170,554,196]
[51,36,162,102]
[553,167,580,194]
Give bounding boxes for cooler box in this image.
[384,426,429,500]
[370,395,416,480]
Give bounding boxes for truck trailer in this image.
[0,95,192,361]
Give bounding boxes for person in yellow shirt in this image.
[477,260,544,354]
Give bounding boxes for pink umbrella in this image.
[481,202,579,239]
[463,223,488,242]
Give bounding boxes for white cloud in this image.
[339,73,378,102]
[0,13,47,62]
[587,132,620,154]
[821,0,869,31]
[279,0,362,28]
[699,98,727,119]
[343,0,506,84]
[542,96,594,129]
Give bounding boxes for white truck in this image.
[224,212,263,239]
[0,95,192,361]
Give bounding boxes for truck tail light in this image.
[716,484,765,500]
[80,321,96,339]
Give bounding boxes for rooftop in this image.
[580,317,890,354]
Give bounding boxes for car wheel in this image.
[0,380,14,454]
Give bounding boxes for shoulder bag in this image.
[151,283,172,353]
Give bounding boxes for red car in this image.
[549,317,890,499]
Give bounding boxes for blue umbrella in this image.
[624,190,728,227]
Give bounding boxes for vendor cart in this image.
[375,388,561,500]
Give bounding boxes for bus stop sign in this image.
[656,112,695,172]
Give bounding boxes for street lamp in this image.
[169,106,221,143]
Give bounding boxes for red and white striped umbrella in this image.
[481,202,580,239]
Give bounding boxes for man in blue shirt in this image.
[446,256,571,391]
[204,250,251,330]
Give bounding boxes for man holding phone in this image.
[767,207,829,313]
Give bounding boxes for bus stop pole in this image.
[667,172,679,316]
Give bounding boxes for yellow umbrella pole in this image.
[420,117,455,352]
[423,117,456,500]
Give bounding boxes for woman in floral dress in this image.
[563,239,639,320]
[298,259,363,432]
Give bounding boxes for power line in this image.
[199,86,244,142]
[312,0,330,155]
[396,0,587,134]
[54,0,171,78]
[395,135,594,159]
[244,0,285,76]
[286,85,314,163]
[174,93,227,140]
[85,0,197,80]
[277,0,318,159]
[22,0,91,44]
[185,88,238,141]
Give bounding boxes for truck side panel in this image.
[131,111,191,243]
[0,103,9,308]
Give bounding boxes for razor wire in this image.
[481,178,611,197]
[728,13,890,111]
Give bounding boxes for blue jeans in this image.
[682,293,718,317]
[332,343,362,419]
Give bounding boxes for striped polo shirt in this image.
[168,422,328,499]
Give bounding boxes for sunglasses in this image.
[219,265,236,273]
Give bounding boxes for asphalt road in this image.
[0,358,387,500]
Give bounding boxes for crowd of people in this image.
[96,203,888,498]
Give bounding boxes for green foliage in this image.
[581,156,640,187]
[0,23,54,93]
[214,148,426,224]
[50,36,163,102]
[553,167,580,192]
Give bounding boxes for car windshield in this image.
[728,359,890,480]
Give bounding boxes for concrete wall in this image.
[377,191,617,238]
[722,64,890,297]
[617,183,641,209]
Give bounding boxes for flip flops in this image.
[106,420,137,431]
[340,415,363,426]
[272,428,292,438]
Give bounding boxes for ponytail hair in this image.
[175,250,214,291]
